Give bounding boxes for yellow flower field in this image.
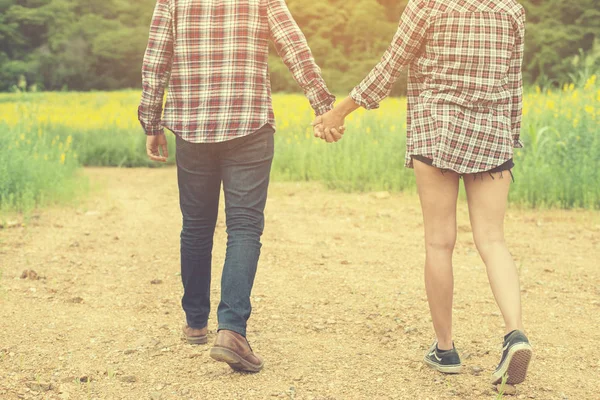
[1,76,599,212]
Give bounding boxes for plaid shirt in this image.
[139,0,335,143]
[351,0,526,174]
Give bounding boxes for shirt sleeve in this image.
[350,0,429,110]
[138,0,174,136]
[267,0,335,116]
[508,9,526,148]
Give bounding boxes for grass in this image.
[0,117,88,215]
[496,374,510,399]
[0,75,599,212]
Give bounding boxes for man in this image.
[138,0,335,372]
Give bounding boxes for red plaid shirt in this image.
[139,0,335,143]
[351,0,526,174]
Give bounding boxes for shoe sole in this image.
[210,347,264,373]
[491,343,533,385]
[423,357,462,374]
[186,335,208,345]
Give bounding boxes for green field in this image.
[1,77,599,213]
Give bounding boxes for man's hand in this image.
[312,109,346,143]
[146,134,169,163]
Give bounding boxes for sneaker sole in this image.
[209,347,264,373]
[491,343,533,385]
[423,357,463,374]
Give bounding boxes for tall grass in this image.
[0,118,84,214]
[0,75,598,211]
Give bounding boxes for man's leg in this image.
[217,126,275,336]
[176,135,221,332]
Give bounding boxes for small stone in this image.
[150,279,163,285]
[470,366,483,376]
[404,327,417,334]
[79,376,90,383]
[150,392,162,400]
[1,220,19,229]
[496,384,517,395]
[121,375,137,383]
[26,382,52,392]
[20,270,39,280]
[373,191,391,199]
[68,297,84,304]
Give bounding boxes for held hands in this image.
[311,97,360,144]
[312,109,346,143]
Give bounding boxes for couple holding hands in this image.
[139,0,533,386]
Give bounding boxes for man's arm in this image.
[138,0,174,137]
[267,0,335,116]
[350,0,429,110]
[508,9,526,148]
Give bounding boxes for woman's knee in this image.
[425,235,457,254]
[473,229,506,254]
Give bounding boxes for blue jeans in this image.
[176,125,275,337]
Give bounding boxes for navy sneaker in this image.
[491,330,533,385]
[423,342,462,374]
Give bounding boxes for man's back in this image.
[139,0,335,143]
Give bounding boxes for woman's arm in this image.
[350,0,430,110]
[314,0,430,141]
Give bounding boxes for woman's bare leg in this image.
[414,160,460,351]
[464,173,523,334]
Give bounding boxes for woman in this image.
[314,0,533,385]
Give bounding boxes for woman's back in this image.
[416,0,525,108]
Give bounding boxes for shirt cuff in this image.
[144,126,165,136]
[350,86,382,110]
[312,95,336,116]
[304,80,336,116]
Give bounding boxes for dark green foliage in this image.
[0,0,597,93]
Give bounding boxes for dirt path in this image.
[1,168,599,400]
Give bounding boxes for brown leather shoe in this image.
[182,325,208,345]
[209,330,264,372]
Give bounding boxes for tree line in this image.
[0,0,598,93]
